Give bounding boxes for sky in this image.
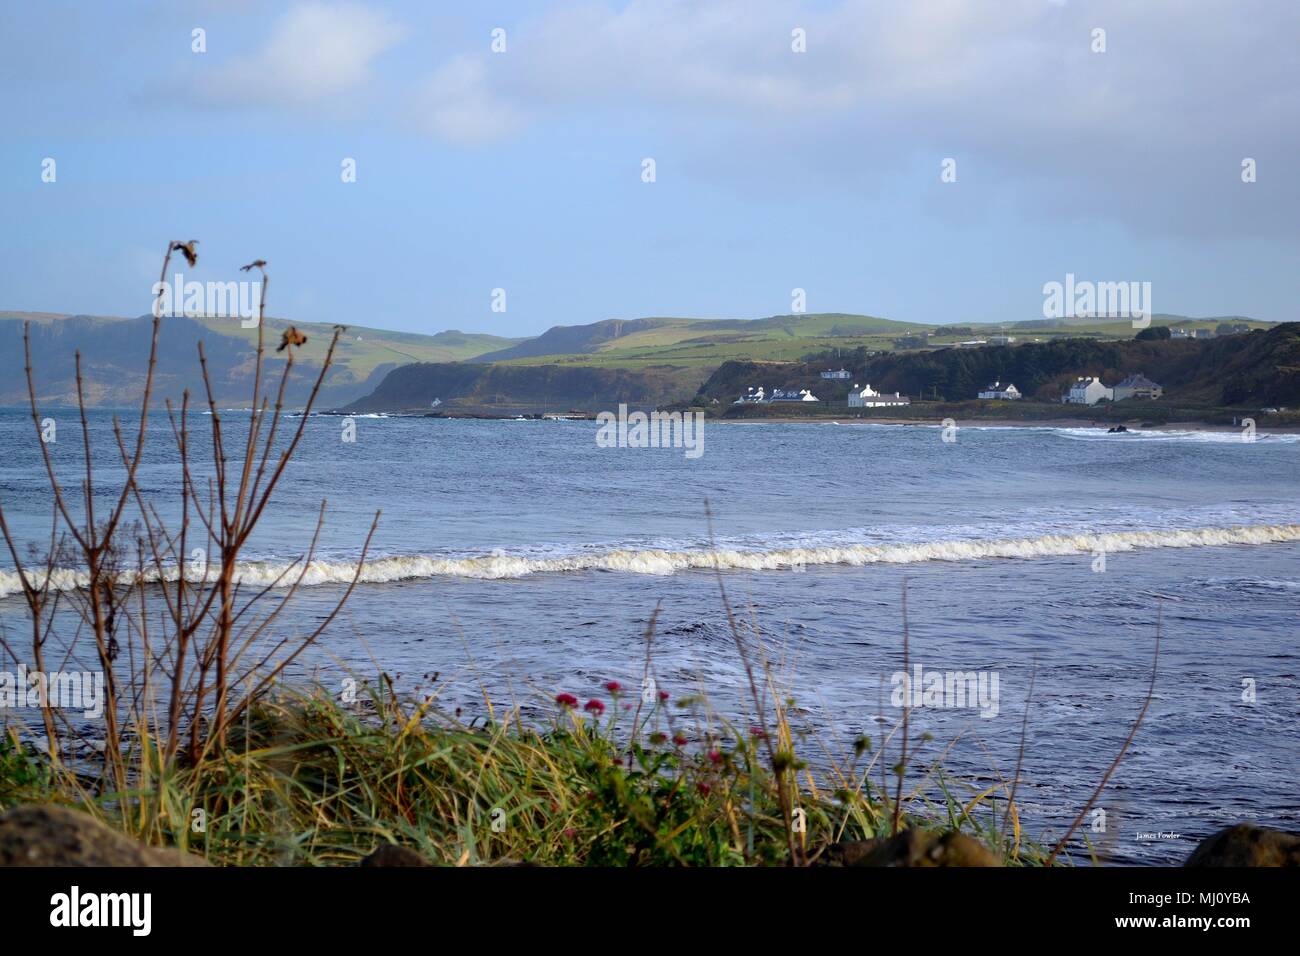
[1,0,1296,337]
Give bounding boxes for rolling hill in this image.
[0,311,522,408]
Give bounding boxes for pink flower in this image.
[672,734,688,747]
[707,749,723,765]
[584,699,606,716]
[657,690,670,702]
[604,681,623,695]
[555,693,579,708]
[749,725,767,739]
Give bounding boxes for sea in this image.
[1,409,1297,864]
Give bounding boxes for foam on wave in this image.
[3,523,1299,597]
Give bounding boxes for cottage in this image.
[978,381,1021,400]
[1112,373,1163,401]
[1066,376,1113,405]
[848,384,910,408]
[820,368,852,380]
[733,386,766,404]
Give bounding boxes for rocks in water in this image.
[359,844,432,867]
[1185,824,1300,867]
[819,829,1001,867]
[1108,425,1129,433]
[0,804,208,867]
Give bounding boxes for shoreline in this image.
[703,416,1300,433]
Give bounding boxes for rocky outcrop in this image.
[0,804,208,867]
[819,829,1001,867]
[1184,824,1300,867]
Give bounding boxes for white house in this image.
[733,386,766,404]
[978,381,1022,400]
[1066,377,1113,405]
[848,384,910,408]
[769,388,820,402]
[1112,373,1163,401]
[820,368,852,380]
[958,339,988,349]
[988,335,1016,346]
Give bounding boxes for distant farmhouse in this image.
[848,383,911,408]
[1066,376,1113,405]
[988,335,1016,345]
[978,381,1022,400]
[820,368,852,380]
[1112,373,1163,401]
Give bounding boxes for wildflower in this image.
[604,681,623,694]
[672,734,688,747]
[707,749,723,765]
[657,690,670,702]
[555,693,579,708]
[584,699,605,716]
[649,732,668,746]
[749,725,766,739]
[696,782,711,795]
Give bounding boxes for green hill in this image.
[0,311,522,408]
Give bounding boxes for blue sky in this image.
[1,0,1296,337]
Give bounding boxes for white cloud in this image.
[417,55,520,144]
[200,1,402,107]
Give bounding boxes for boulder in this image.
[1184,824,1300,867]
[0,804,208,866]
[359,844,432,867]
[820,829,1001,867]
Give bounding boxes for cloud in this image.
[198,1,402,107]
[416,55,520,144]
[407,0,1298,238]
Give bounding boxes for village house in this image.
[1112,373,1163,401]
[820,368,852,380]
[978,381,1022,400]
[1066,376,1113,405]
[848,384,911,408]
[733,386,766,404]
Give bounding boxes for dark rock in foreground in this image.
[0,804,208,867]
[359,844,432,867]
[1185,824,1300,867]
[819,829,1001,867]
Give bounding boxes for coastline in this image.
[704,416,1300,433]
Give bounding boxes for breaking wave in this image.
[4,523,1300,597]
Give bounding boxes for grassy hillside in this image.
[481,314,1272,372]
[0,312,522,408]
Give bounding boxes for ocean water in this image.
[1,410,1297,864]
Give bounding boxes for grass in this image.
[0,678,1054,867]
